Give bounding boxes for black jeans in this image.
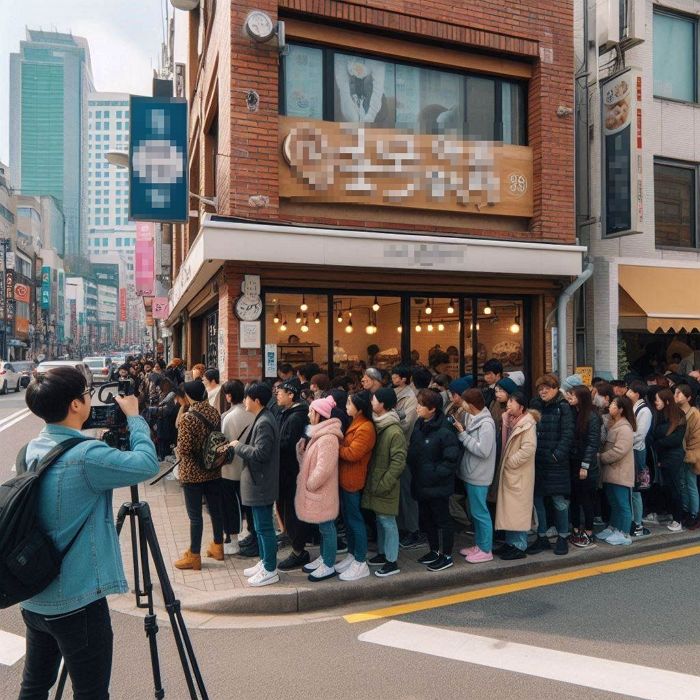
[278,487,312,552]
[183,479,224,553]
[19,597,113,700]
[418,497,454,556]
[570,475,596,531]
[221,478,242,537]
[661,462,684,523]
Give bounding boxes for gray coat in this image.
[234,408,280,507]
[457,408,497,486]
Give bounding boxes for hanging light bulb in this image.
[300,295,308,312]
[438,322,445,331]
[345,312,353,334]
[483,300,492,315]
[273,306,280,324]
[510,315,521,334]
[427,322,434,332]
[295,311,302,324]
[397,325,403,334]
[447,299,455,314]
[301,316,309,333]
[337,309,343,323]
[425,299,432,315]
[476,322,480,331]
[372,296,380,312]
[280,319,287,331]
[314,312,321,324]
[415,312,422,333]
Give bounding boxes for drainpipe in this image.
[557,261,594,381]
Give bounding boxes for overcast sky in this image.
[0,0,188,164]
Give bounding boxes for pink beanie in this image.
[310,395,336,419]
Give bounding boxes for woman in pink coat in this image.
[296,395,344,582]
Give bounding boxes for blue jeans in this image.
[505,531,528,551]
[534,494,570,538]
[681,464,700,516]
[376,514,399,562]
[466,483,492,553]
[631,449,646,525]
[604,483,633,533]
[252,505,277,572]
[318,520,337,567]
[340,489,367,562]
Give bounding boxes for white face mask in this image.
[593,394,606,409]
[304,425,313,438]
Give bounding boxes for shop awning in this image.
[619,265,700,332]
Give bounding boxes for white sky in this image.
[0,0,189,164]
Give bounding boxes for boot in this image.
[174,549,202,570]
[206,542,224,561]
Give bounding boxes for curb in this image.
[164,529,700,615]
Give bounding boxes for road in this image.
[0,389,699,699]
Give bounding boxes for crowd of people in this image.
[127,355,700,588]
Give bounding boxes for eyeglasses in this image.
[81,387,95,398]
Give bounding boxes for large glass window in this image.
[655,161,696,248]
[409,297,460,375]
[653,10,697,102]
[282,44,324,119]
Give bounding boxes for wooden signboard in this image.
[575,366,594,386]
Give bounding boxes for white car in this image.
[0,361,22,394]
[83,356,115,385]
[35,360,94,388]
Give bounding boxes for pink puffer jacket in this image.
[295,418,343,524]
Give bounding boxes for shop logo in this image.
[507,171,528,198]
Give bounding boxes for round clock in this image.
[245,11,275,42]
[234,295,263,321]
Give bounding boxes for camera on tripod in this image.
[82,379,135,443]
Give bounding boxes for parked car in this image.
[0,361,22,394]
[34,360,93,388]
[83,356,114,385]
[12,360,37,388]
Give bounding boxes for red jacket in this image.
[338,414,376,492]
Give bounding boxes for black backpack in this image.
[188,411,230,472]
[0,437,92,609]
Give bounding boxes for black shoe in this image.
[277,550,310,571]
[276,532,291,549]
[400,531,424,550]
[501,546,527,561]
[238,534,256,549]
[553,536,569,556]
[526,536,550,554]
[427,554,454,572]
[493,543,515,556]
[336,538,348,555]
[368,554,387,567]
[238,542,260,558]
[417,550,441,565]
[375,561,400,577]
[630,525,652,539]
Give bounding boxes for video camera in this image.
[82,379,135,446]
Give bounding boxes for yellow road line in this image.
[344,544,700,624]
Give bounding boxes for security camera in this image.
[170,0,199,11]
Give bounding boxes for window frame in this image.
[654,156,700,251]
[653,7,699,104]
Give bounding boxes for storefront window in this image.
[410,297,460,376]
[282,44,324,119]
[469,299,525,379]
[654,161,696,248]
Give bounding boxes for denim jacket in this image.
[20,415,160,615]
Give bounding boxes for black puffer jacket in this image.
[570,408,601,483]
[277,402,309,495]
[530,395,575,496]
[653,419,686,470]
[407,410,461,500]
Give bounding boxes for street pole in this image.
[1,238,7,361]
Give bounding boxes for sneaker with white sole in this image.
[606,531,632,546]
[545,526,558,538]
[595,527,614,541]
[667,520,684,532]
[243,560,264,578]
[302,555,324,574]
[247,567,279,587]
[224,541,240,555]
[334,554,356,574]
[642,512,659,524]
[308,563,336,582]
[339,560,370,581]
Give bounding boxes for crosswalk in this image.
[0,408,31,435]
[0,629,25,667]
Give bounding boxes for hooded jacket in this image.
[457,407,497,486]
[277,401,309,495]
[338,413,376,492]
[394,384,418,440]
[221,403,254,481]
[600,417,635,488]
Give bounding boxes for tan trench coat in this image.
[495,411,538,532]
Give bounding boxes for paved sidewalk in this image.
[114,467,700,615]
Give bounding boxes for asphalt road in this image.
[1,389,699,699]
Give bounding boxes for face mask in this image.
[593,395,606,408]
[304,425,313,438]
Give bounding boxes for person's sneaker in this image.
[302,555,324,573]
[545,526,558,538]
[526,536,550,554]
[375,561,400,577]
[553,536,569,555]
[568,532,583,546]
[593,516,605,526]
[223,540,240,555]
[595,527,615,542]
[466,548,493,563]
[336,538,348,555]
[238,534,256,548]
[368,554,387,567]
[667,520,684,532]
[238,541,260,558]
[606,531,632,546]
[427,554,454,572]
[248,567,279,587]
[493,543,514,556]
[501,546,527,560]
[399,531,425,549]
[339,560,370,581]
[642,513,660,524]
[688,516,700,531]
[243,560,264,578]
[308,563,336,582]
[459,545,479,557]
[571,532,595,549]
[631,525,651,539]
[277,550,311,571]
[658,513,674,524]
[417,550,441,565]
[334,554,356,574]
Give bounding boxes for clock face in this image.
[246,11,274,41]
[235,295,263,321]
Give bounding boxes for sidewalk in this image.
[115,468,700,615]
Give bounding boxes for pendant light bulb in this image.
[438,322,445,331]
[447,299,454,314]
[280,319,287,331]
[484,300,492,316]
[397,325,402,334]
[510,315,521,334]
[273,310,280,324]
[295,312,302,324]
[314,312,320,324]
[300,295,308,312]
[372,296,380,312]
[301,316,309,333]
[345,317,354,333]
[425,299,432,315]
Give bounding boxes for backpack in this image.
[188,410,230,471]
[0,437,92,609]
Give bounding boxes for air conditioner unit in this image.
[597,0,620,54]
[620,0,645,50]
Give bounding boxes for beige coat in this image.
[600,417,634,487]
[682,406,700,474]
[495,411,538,532]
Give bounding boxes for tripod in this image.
[55,484,208,699]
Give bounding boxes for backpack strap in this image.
[189,410,217,433]
[28,437,94,477]
[15,444,29,475]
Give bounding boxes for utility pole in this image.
[1,238,7,360]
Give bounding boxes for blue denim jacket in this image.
[20,415,160,615]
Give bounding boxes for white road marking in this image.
[0,629,25,666]
[0,408,30,429]
[359,621,700,700]
[0,409,31,434]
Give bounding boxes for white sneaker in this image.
[302,555,324,574]
[339,560,370,581]
[596,527,614,541]
[667,521,684,532]
[247,568,279,587]
[243,560,264,578]
[308,563,336,581]
[606,531,632,546]
[642,512,659,524]
[224,541,240,555]
[334,554,355,574]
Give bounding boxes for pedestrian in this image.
[202,368,227,414]
[361,367,384,394]
[528,373,575,556]
[228,383,281,587]
[489,376,519,502]
[309,373,331,399]
[673,384,700,529]
[165,358,185,386]
[492,391,538,559]
[445,375,471,424]
[430,373,452,409]
[362,388,407,577]
[150,377,179,461]
[408,388,462,571]
[336,391,376,581]
[453,388,497,563]
[597,396,636,546]
[174,380,225,570]
[565,384,601,548]
[481,358,504,409]
[627,380,653,538]
[411,367,433,392]
[191,363,206,380]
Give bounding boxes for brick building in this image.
[167,0,585,386]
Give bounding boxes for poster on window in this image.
[285,45,324,119]
[601,68,643,236]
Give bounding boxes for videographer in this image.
[18,366,160,699]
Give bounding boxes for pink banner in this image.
[135,223,154,296]
[119,288,127,321]
[152,297,169,319]
[135,222,154,242]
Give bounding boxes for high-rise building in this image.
[9,29,94,259]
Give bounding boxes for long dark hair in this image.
[611,395,637,432]
[656,388,685,435]
[349,390,374,422]
[571,385,593,439]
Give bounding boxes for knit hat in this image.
[374,387,397,410]
[310,395,336,419]
[183,379,207,402]
[279,378,301,398]
[448,375,473,396]
[508,371,526,387]
[364,367,383,383]
[496,377,518,396]
[562,374,584,391]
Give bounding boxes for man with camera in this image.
[17,366,160,699]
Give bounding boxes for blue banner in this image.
[129,96,188,223]
[41,266,50,310]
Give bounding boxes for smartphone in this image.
[446,415,456,425]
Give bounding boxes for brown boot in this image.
[174,549,202,570]
[206,542,224,561]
